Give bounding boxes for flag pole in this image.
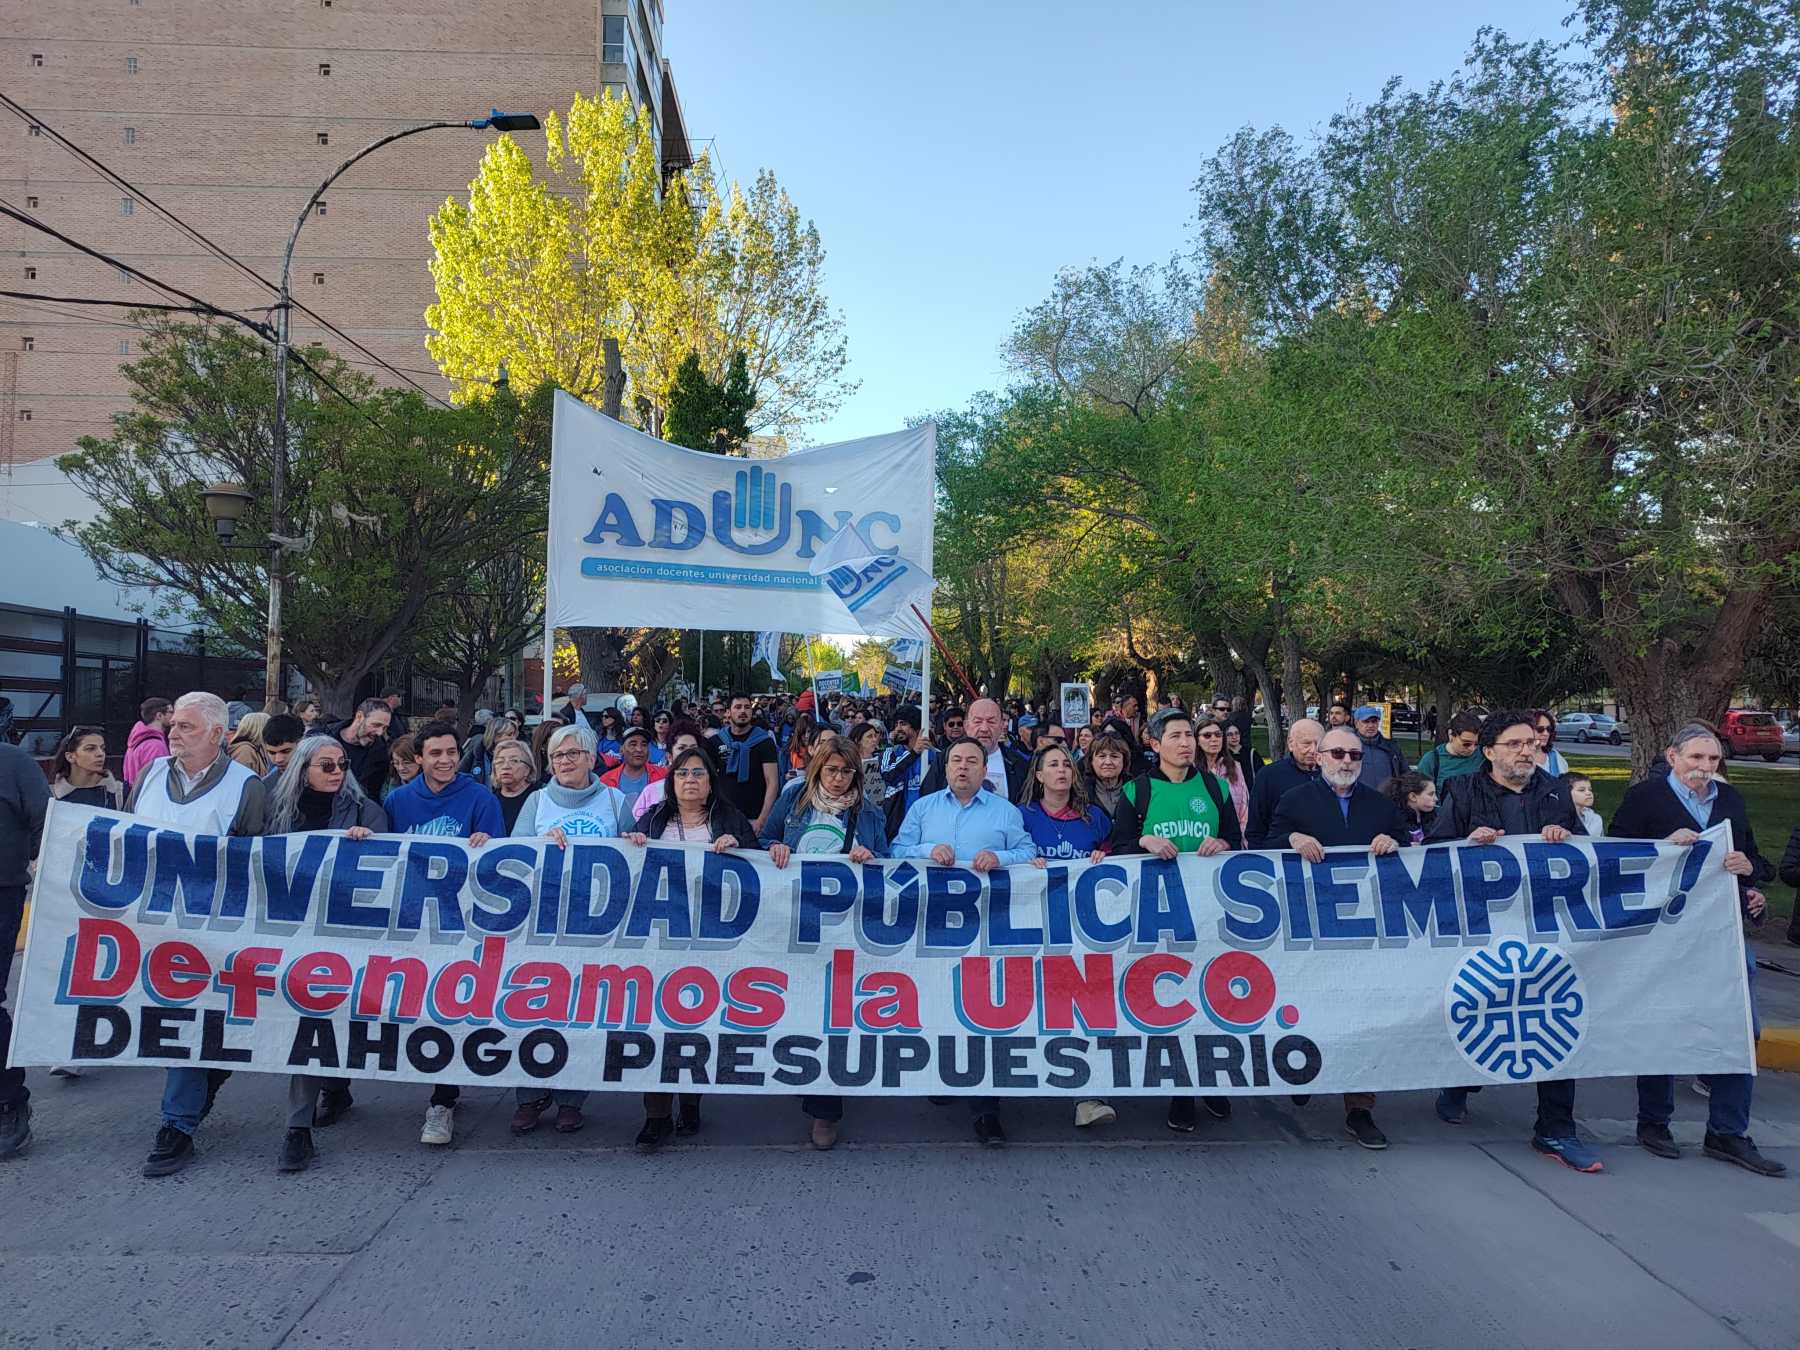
[910,603,977,700]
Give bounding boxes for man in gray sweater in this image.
[0,737,50,1158]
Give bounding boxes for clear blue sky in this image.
[667,0,1576,447]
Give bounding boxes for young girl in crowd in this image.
[1197,719,1250,836]
[382,734,419,806]
[1381,771,1438,845]
[1567,773,1604,837]
[50,725,125,810]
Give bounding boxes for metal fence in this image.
[0,602,265,759]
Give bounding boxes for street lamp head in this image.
[473,110,540,132]
[201,481,254,546]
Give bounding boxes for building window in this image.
[319,62,331,76]
[125,126,138,145]
[119,339,132,354]
[117,267,131,283]
[121,197,135,216]
[23,266,36,280]
[316,200,327,217]
[126,55,138,74]
[25,195,37,208]
[31,54,44,67]
[316,130,329,145]
[322,0,332,7]
[21,337,33,352]
[28,124,42,136]
[603,15,625,63]
[17,410,31,423]
[312,271,325,285]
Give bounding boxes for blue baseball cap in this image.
[1354,704,1382,721]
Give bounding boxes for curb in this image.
[1760,1027,1800,1073]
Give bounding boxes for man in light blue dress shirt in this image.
[892,736,1036,1146]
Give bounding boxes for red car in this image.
[1720,709,1784,761]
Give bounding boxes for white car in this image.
[1554,712,1629,745]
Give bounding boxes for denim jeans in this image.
[0,885,24,1109]
[160,1067,232,1135]
[1439,1080,1576,1138]
[1638,952,1758,1138]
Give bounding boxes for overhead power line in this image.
[0,93,452,408]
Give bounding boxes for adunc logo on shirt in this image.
[557,813,613,836]
[411,815,466,838]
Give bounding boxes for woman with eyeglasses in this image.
[1196,720,1250,836]
[383,733,420,806]
[630,720,712,819]
[595,707,625,761]
[503,721,629,1138]
[50,725,125,811]
[1532,709,1570,778]
[266,734,388,1169]
[1225,723,1263,784]
[761,737,889,1148]
[624,744,765,1151]
[488,738,538,834]
[649,709,673,765]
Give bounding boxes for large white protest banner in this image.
[546,392,935,636]
[11,804,1754,1096]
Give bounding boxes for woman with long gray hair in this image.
[266,734,387,1169]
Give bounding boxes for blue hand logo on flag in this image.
[807,525,935,636]
[889,638,925,663]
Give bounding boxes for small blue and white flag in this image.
[888,638,925,664]
[751,630,787,684]
[808,525,934,637]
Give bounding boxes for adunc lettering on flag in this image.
[752,631,787,684]
[889,638,925,663]
[808,525,934,638]
[882,664,922,693]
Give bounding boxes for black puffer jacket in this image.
[1424,768,1582,842]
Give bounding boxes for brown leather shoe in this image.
[554,1105,585,1134]
[510,1097,550,1135]
[810,1117,839,1150]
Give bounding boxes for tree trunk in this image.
[454,676,488,740]
[1430,676,1455,743]
[306,670,365,722]
[571,628,632,692]
[1279,628,1305,720]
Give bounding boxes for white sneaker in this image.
[1074,1099,1117,1128]
[420,1104,454,1145]
[50,1065,84,1078]
[1691,1078,1712,1099]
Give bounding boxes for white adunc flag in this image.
[888,638,925,663]
[752,631,787,685]
[808,525,934,637]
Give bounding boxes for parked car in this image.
[1783,719,1800,757]
[1554,712,1629,746]
[1387,701,1420,733]
[1720,709,1784,761]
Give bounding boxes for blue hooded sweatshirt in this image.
[385,771,504,838]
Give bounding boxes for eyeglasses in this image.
[1198,728,1223,738]
[1323,748,1365,762]
[549,749,589,763]
[1494,737,1537,751]
[820,763,854,776]
[313,758,347,772]
[1212,705,1230,714]
[672,766,710,779]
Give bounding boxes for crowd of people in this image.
[0,682,1793,1182]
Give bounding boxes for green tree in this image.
[58,319,552,718]
[665,349,754,452]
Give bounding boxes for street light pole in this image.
[265,110,541,705]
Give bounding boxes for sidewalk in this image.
[1751,930,1800,1070]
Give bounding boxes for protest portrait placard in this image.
[11,804,1755,1097]
[1060,683,1091,731]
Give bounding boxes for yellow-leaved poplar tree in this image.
[426,89,852,437]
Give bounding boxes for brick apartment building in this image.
[0,0,691,523]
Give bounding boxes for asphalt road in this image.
[5,963,1800,1350]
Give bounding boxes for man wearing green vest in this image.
[1108,706,1243,1133]
[1108,707,1243,858]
